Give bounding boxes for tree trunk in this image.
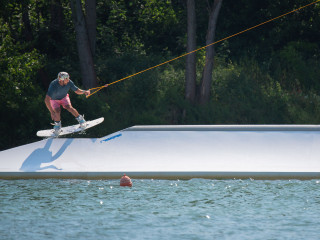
[21,2,33,42]
[185,0,197,103]
[199,0,222,104]
[70,0,97,89]
[50,0,64,32]
[49,0,64,53]
[85,0,96,56]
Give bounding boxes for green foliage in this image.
[270,41,320,91]
[175,54,320,125]
[211,58,290,123]
[0,22,46,149]
[96,0,182,55]
[1,0,320,150]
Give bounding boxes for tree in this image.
[185,0,197,103]
[48,0,64,58]
[50,0,64,31]
[21,1,33,42]
[70,0,97,88]
[199,0,223,104]
[85,0,96,56]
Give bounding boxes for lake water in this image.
[1,179,319,240]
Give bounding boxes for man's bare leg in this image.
[65,105,86,127]
[52,107,61,121]
[52,107,62,133]
[65,105,80,118]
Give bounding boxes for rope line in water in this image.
[86,0,320,98]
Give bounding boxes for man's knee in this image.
[64,105,73,110]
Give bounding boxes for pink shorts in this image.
[50,94,72,109]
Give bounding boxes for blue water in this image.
[1,179,320,240]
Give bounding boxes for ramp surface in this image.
[1,125,320,179]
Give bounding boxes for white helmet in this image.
[58,72,69,81]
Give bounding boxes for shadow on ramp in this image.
[20,138,73,172]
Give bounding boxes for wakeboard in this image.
[36,117,104,138]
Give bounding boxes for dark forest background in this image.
[1,0,320,150]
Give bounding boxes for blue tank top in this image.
[47,79,79,100]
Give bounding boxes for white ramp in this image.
[0,125,320,179]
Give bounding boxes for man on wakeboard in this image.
[44,72,90,134]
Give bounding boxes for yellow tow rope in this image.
[86,0,320,98]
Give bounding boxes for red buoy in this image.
[120,174,132,187]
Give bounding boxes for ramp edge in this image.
[1,172,319,180]
[123,125,320,132]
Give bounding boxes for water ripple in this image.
[1,179,320,240]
